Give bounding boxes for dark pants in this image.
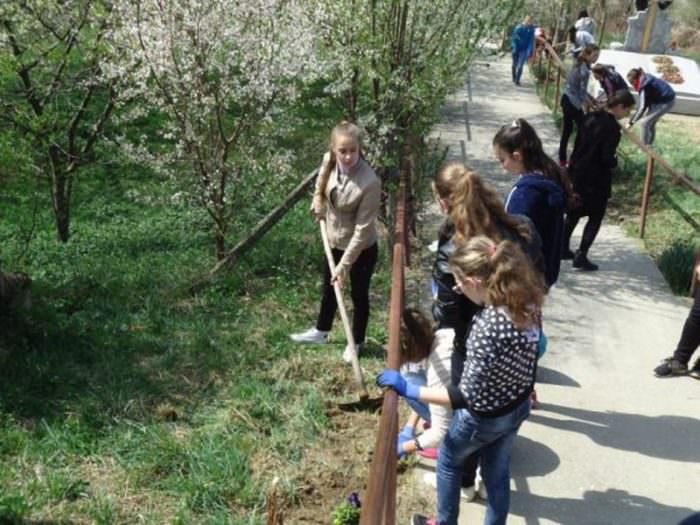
[673,291,700,366]
[316,243,378,344]
[564,197,608,255]
[559,94,585,163]
[451,343,480,488]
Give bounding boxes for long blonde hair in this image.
[317,121,364,204]
[435,163,531,244]
[450,236,545,328]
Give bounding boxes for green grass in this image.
[0,91,393,523]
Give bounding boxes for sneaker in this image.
[417,447,438,460]
[342,343,360,364]
[428,240,439,253]
[410,514,437,525]
[689,359,700,380]
[475,470,488,500]
[573,251,599,271]
[654,357,688,377]
[561,248,575,260]
[289,327,329,344]
[422,472,476,501]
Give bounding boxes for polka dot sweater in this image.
[446,305,540,418]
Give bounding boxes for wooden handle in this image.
[319,219,370,400]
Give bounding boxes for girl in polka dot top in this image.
[378,235,546,525]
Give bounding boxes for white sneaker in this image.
[428,240,439,253]
[290,327,329,344]
[476,470,488,500]
[342,343,359,364]
[421,472,476,502]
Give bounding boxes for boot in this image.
[573,250,598,271]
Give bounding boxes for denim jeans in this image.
[436,399,531,525]
[639,100,675,145]
[511,49,529,84]
[404,371,430,422]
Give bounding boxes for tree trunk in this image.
[48,147,71,242]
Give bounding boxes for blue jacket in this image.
[512,23,535,56]
[505,174,566,287]
[630,74,676,124]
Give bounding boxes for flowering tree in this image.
[0,0,118,242]
[114,0,319,260]
[315,0,522,171]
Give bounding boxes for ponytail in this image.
[449,236,545,328]
[439,163,531,244]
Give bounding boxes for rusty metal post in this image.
[639,156,655,238]
[360,176,407,525]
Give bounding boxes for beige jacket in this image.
[311,153,381,277]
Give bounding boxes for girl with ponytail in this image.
[378,235,545,524]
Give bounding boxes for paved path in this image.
[410,54,700,525]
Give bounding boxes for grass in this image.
[0,89,394,523]
[531,59,700,295]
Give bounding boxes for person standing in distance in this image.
[511,15,536,86]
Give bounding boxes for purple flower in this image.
[347,492,361,508]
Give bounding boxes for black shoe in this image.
[573,251,598,271]
[690,359,700,380]
[654,357,688,377]
[562,248,575,260]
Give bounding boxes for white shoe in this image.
[342,343,359,364]
[421,472,476,502]
[290,327,329,344]
[428,240,439,253]
[476,471,488,500]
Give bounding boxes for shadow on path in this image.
[530,402,700,462]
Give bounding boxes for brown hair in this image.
[317,121,364,204]
[578,44,599,64]
[450,236,545,328]
[627,67,643,84]
[399,308,433,364]
[435,163,531,244]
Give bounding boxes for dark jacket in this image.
[505,175,566,287]
[432,217,544,347]
[630,74,676,124]
[569,110,622,201]
[597,66,628,98]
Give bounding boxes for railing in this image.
[535,38,700,239]
[360,162,411,524]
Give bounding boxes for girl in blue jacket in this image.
[493,118,567,288]
[627,67,676,145]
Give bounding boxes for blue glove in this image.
[376,370,421,400]
[397,424,415,459]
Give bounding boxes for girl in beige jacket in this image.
[291,122,381,363]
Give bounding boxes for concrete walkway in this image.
[411,54,700,525]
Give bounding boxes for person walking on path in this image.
[562,90,636,271]
[378,235,545,525]
[511,15,535,86]
[494,118,567,288]
[654,260,700,378]
[627,67,676,146]
[574,9,597,37]
[559,44,600,166]
[290,121,381,363]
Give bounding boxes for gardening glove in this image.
[376,370,421,400]
[397,424,415,459]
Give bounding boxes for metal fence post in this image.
[639,155,655,238]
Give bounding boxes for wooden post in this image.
[553,67,562,115]
[640,0,658,53]
[639,155,655,238]
[544,55,553,99]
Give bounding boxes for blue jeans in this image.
[404,371,430,422]
[436,399,531,525]
[511,49,529,84]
